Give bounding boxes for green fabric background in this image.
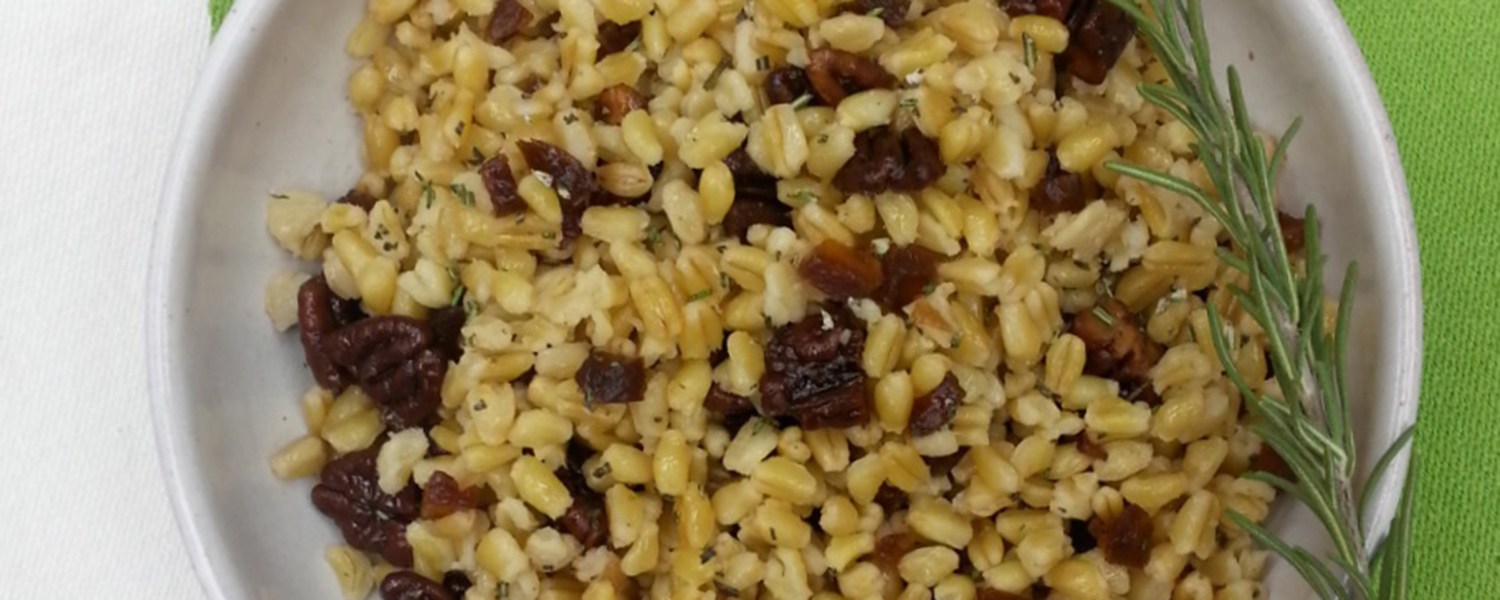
[1333,1,1500,597]
[204,0,1500,596]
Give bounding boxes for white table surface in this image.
[1,1,210,597]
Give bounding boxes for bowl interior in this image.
[149,1,1420,598]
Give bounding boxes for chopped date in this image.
[1089,503,1153,569]
[1062,0,1137,85]
[805,48,897,106]
[764,66,815,106]
[1277,211,1306,254]
[518,140,598,242]
[338,188,378,212]
[1073,433,1108,460]
[876,245,941,311]
[923,449,966,475]
[832,126,942,195]
[759,306,871,429]
[322,316,448,429]
[1030,152,1088,214]
[910,373,963,436]
[1252,445,1298,483]
[480,154,526,216]
[554,459,610,548]
[597,20,642,57]
[977,588,1032,600]
[1069,299,1162,393]
[420,471,479,520]
[486,0,533,44]
[841,0,909,28]
[1000,0,1072,20]
[871,531,918,573]
[721,197,792,240]
[380,571,455,600]
[298,276,353,392]
[312,449,420,567]
[596,84,646,126]
[704,384,755,415]
[577,350,647,405]
[798,240,884,301]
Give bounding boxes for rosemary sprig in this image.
[1103,2,1417,599]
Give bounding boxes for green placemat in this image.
[204,0,1499,596]
[1335,1,1500,597]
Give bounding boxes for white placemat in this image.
[0,1,210,598]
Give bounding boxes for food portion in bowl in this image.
[260,0,1306,598]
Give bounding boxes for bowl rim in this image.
[146,1,1422,598]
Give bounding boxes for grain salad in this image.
[260,0,1304,599]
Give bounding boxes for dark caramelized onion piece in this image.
[910,373,962,436]
[798,240,884,301]
[338,188,378,211]
[576,350,647,404]
[1277,211,1306,254]
[871,531,918,573]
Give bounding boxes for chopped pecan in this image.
[759,306,871,429]
[312,448,420,567]
[1062,0,1136,85]
[722,197,792,240]
[297,276,353,392]
[379,571,454,600]
[322,316,447,429]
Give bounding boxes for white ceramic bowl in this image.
[148,1,1421,598]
